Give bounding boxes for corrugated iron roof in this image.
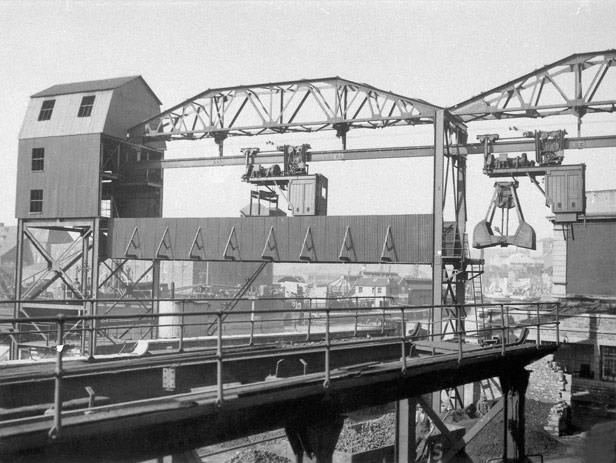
[31,76,162,104]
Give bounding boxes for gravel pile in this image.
[465,399,568,462]
[336,413,396,453]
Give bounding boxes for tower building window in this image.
[38,100,55,121]
[30,189,43,213]
[31,148,44,171]
[77,95,95,117]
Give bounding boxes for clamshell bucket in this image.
[472,182,536,250]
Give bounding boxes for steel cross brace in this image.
[22,227,92,300]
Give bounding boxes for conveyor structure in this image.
[5,50,616,462]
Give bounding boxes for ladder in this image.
[205,262,269,336]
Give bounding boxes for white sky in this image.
[1,0,615,243]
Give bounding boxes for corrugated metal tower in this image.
[13,76,164,355]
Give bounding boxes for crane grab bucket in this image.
[472,182,536,250]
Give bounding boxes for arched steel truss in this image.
[128,77,446,142]
[450,50,616,124]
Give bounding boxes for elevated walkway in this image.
[0,301,561,462]
[1,341,555,462]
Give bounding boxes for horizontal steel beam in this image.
[0,344,557,462]
[132,135,616,170]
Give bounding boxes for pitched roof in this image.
[31,76,162,104]
[355,277,390,287]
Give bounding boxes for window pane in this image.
[39,100,56,121]
[38,100,55,121]
[77,95,95,117]
[31,148,44,171]
[601,346,616,382]
[30,189,43,213]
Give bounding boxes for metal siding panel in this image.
[393,215,406,262]
[104,80,161,139]
[287,215,301,261]
[19,92,112,139]
[165,218,178,260]
[106,215,434,264]
[253,217,268,261]
[567,222,616,296]
[323,215,334,260]
[144,218,158,258]
[218,218,232,260]
[352,215,366,262]
[202,218,219,260]
[16,136,99,219]
[275,216,291,261]
[236,217,250,260]
[186,218,201,259]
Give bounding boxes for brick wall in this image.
[526,354,572,404]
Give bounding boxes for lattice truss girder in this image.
[451,50,616,122]
[128,78,441,141]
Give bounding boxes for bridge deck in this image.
[0,340,556,462]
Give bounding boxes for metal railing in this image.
[0,297,560,440]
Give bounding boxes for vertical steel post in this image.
[505,304,510,344]
[457,306,463,362]
[401,308,407,374]
[51,315,65,439]
[152,260,161,339]
[178,300,185,353]
[500,369,530,463]
[216,311,223,406]
[249,299,255,346]
[556,304,560,346]
[88,301,95,360]
[395,397,417,463]
[432,109,446,334]
[11,220,25,359]
[324,309,330,389]
[90,218,100,358]
[536,303,541,347]
[432,110,446,411]
[501,304,506,356]
[306,298,312,341]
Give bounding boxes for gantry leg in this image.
[500,367,530,463]
[395,398,417,463]
[285,415,344,463]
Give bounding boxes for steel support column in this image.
[10,220,25,359]
[88,218,101,357]
[500,367,530,463]
[432,110,446,411]
[395,397,417,463]
[286,415,344,463]
[432,109,446,331]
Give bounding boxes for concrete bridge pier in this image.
[285,414,345,463]
[500,367,530,463]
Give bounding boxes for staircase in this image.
[205,262,269,336]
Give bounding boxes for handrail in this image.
[0,299,560,440]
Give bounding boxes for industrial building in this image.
[2,50,616,463]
